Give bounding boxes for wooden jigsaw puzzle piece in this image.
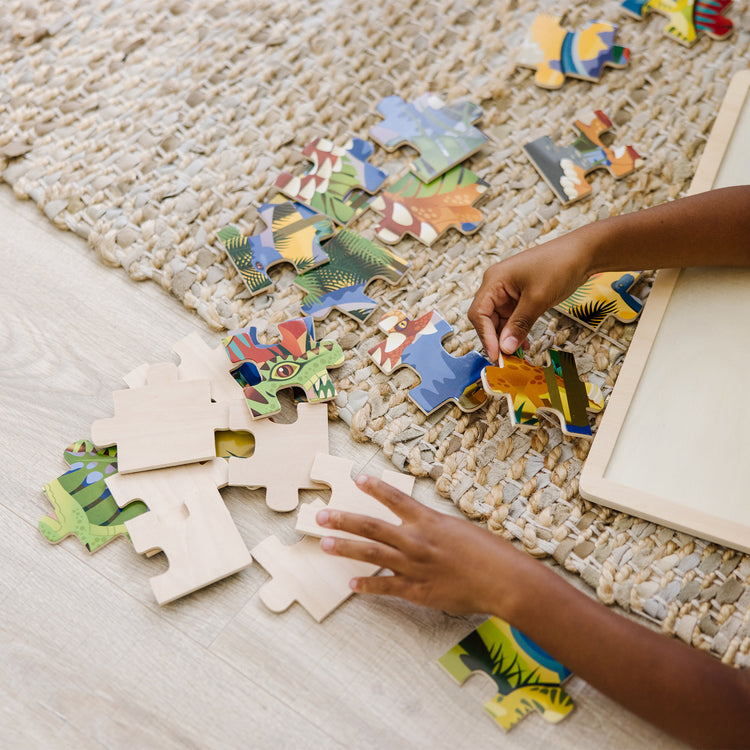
[370,166,489,246]
[518,13,630,89]
[91,363,229,473]
[555,271,644,330]
[226,400,329,512]
[481,349,604,436]
[369,93,488,183]
[222,318,344,419]
[294,228,408,323]
[275,138,387,226]
[295,453,414,540]
[524,110,643,205]
[368,309,491,415]
[439,616,574,731]
[252,533,377,621]
[39,440,147,553]
[218,200,334,296]
[106,458,251,604]
[621,0,733,45]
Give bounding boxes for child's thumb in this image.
[499,300,540,354]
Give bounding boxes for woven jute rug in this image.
[4,0,749,666]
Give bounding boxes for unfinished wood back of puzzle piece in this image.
[226,400,329,512]
[107,458,251,604]
[173,331,243,403]
[91,363,228,474]
[295,453,414,540]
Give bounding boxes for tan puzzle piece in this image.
[91,363,228,474]
[106,458,251,604]
[251,534,377,622]
[173,331,242,403]
[226,400,329,512]
[295,454,414,540]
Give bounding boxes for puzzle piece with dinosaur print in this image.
[621,0,733,46]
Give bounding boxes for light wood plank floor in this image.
[0,184,686,749]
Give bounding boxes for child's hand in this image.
[316,475,534,615]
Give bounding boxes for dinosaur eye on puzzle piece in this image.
[270,362,300,380]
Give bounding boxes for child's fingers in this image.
[316,508,403,547]
[320,535,406,573]
[348,574,409,597]
[353,475,423,522]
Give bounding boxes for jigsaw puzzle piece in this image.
[518,13,630,89]
[218,200,334,296]
[106,458,251,604]
[39,440,147,553]
[555,271,644,330]
[368,309,491,415]
[369,94,488,183]
[91,363,229,473]
[294,228,408,323]
[252,533,378,621]
[275,138,387,226]
[481,349,604,436]
[621,0,733,45]
[524,110,643,205]
[222,318,344,419]
[439,617,574,731]
[370,166,489,246]
[295,454,414,540]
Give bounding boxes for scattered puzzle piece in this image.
[555,271,644,330]
[524,110,643,205]
[439,617,574,731]
[222,318,344,419]
[294,229,408,323]
[296,454,414,540]
[518,13,630,89]
[481,349,604,436]
[370,165,489,246]
[218,201,334,296]
[107,458,251,604]
[621,0,733,46]
[226,399,329,512]
[275,137,387,225]
[368,309,491,415]
[39,440,147,553]
[369,94,488,183]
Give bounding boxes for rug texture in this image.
[3,0,749,666]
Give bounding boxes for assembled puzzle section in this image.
[107,458,251,605]
[91,363,228,473]
[524,110,643,205]
[226,399,329,512]
[275,137,387,225]
[517,13,630,89]
[370,165,489,246]
[295,454,414,540]
[218,200,334,296]
[39,440,147,553]
[294,228,408,323]
[368,309,491,415]
[369,94,489,183]
[621,0,733,46]
[223,318,344,419]
[439,617,574,731]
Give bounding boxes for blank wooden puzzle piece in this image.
[275,137,387,226]
[252,533,378,622]
[294,228,408,324]
[517,13,630,89]
[222,317,344,419]
[524,110,643,205]
[621,0,733,46]
[370,165,489,246]
[555,271,644,330]
[295,454,414,540]
[439,617,574,731]
[217,200,334,296]
[368,309,491,415]
[369,94,489,183]
[481,349,604,436]
[91,363,228,473]
[39,440,147,553]
[107,458,251,604]
[226,400,329,512]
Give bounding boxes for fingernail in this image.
[354,475,367,488]
[320,537,334,551]
[316,509,330,525]
[503,335,519,352]
[349,578,359,591]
